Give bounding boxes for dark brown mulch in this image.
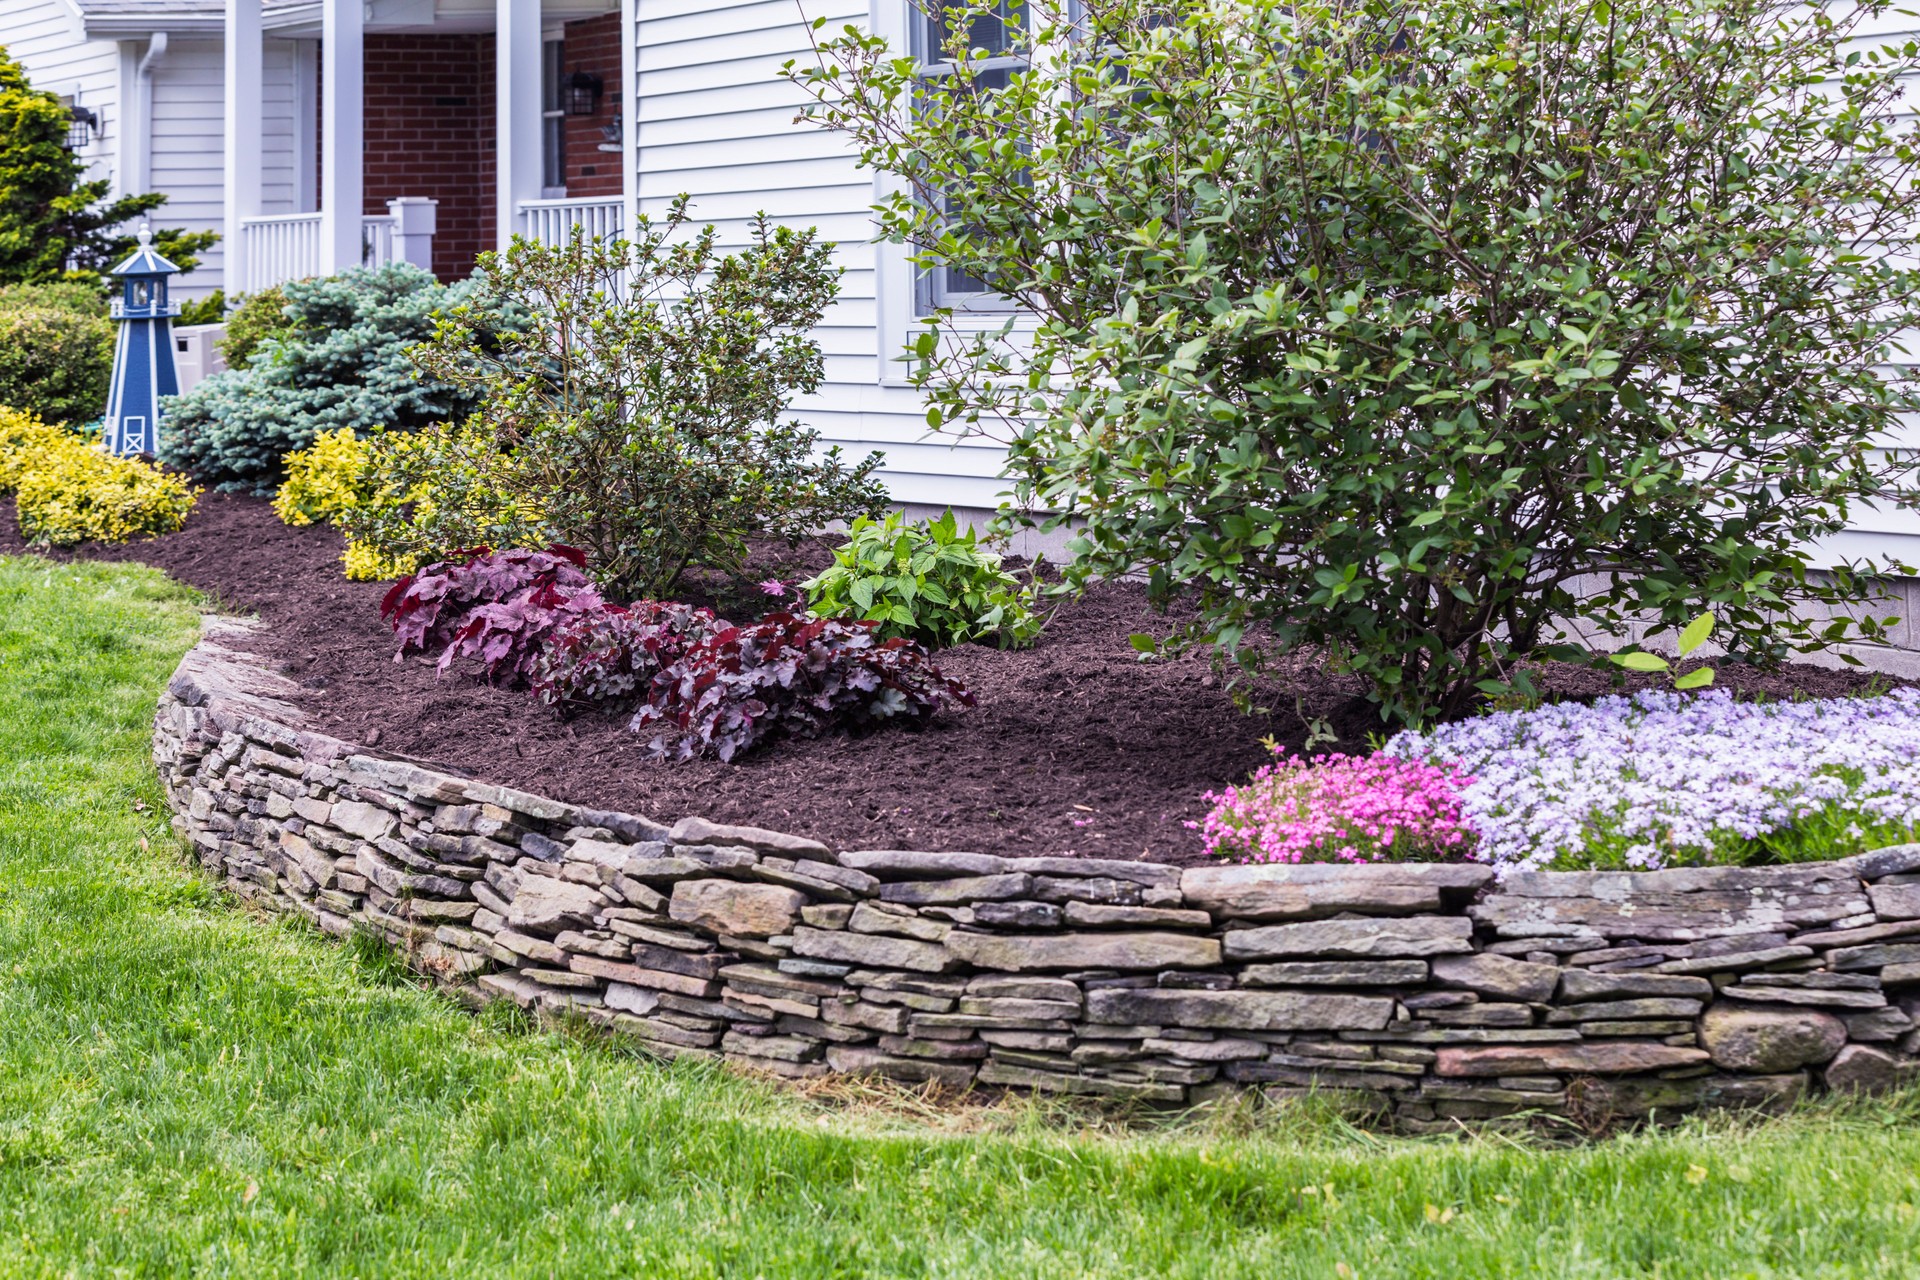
[5,494,1906,865]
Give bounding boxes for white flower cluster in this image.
[1384,687,1920,872]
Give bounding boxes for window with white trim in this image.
[541,36,567,196]
[909,0,1029,312]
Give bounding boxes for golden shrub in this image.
[0,405,75,490]
[272,427,370,527]
[2,404,199,546]
[341,535,416,582]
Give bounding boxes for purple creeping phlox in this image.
[1190,748,1477,864]
[1383,687,1920,873]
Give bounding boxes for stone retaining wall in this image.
[152,620,1920,1128]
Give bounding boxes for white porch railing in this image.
[240,212,322,290]
[362,215,396,269]
[239,203,432,291]
[519,197,623,249]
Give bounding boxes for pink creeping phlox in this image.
[1190,748,1476,864]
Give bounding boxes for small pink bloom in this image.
[759,579,788,597]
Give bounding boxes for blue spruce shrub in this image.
[159,263,485,492]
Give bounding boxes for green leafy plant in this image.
[174,289,226,328]
[1611,612,1717,692]
[802,508,1040,648]
[793,0,1920,727]
[159,264,485,493]
[0,299,111,424]
[0,47,215,288]
[216,285,292,366]
[399,208,887,599]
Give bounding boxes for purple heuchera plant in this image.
[635,613,974,761]
[1383,687,1920,872]
[530,601,720,710]
[380,545,608,685]
[1191,748,1477,864]
[381,545,596,657]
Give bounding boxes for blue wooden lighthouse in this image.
[103,224,182,457]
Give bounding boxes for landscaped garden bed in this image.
[4,492,1908,865]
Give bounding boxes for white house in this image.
[4,0,1919,651]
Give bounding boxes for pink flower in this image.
[1190,747,1477,866]
[759,579,788,597]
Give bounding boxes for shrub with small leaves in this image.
[802,508,1041,649]
[273,427,370,527]
[635,613,975,762]
[380,545,598,662]
[5,413,198,545]
[529,601,721,711]
[0,406,72,489]
[0,301,113,426]
[336,418,550,576]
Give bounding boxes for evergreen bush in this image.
[159,264,483,493]
[0,299,112,425]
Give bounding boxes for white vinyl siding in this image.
[632,0,1013,513]
[145,38,227,297]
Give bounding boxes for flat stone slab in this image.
[1431,953,1561,1003]
[1471,884,1867,941]
[946,930,1221,972]
[1560,970,1714,1001]
[1239,960,1431,986]
[1182,863,1490,921]
[1085,987,1395,1032]
[1435,1042,1711,1077]
[1223,916,1475,960]
[838,850,1009,878]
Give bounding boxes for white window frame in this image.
[540,32,567,198]
[871,0,1042,388]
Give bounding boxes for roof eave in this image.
[80,15,227,38]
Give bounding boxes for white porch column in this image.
[319,0,364,276]
[222,1,262,296]
[496,0,544,252]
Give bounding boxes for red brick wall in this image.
[360,34,496,281]
[561,14,623,199]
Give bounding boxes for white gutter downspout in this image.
[134,32,169,193]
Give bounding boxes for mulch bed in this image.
[5,494,1906,865]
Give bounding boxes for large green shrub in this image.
[159,263,482,492]
[0,295,112,425]
[368,207,887,599]
[795,0,1920,726]
[0,47,215,287]
[216,285,292,366]
[0,280,104,315]
[803,509,1041,648]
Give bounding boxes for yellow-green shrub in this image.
[273,426,418,581]
[0,406,75,490]
[8,420,198,546]
[273,427,370,527]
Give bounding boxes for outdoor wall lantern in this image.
[65,105,101,150]
[565,69,604,117]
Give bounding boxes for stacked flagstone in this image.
[150,620,1920,1127]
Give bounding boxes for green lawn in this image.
[4,553,1920,1278]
